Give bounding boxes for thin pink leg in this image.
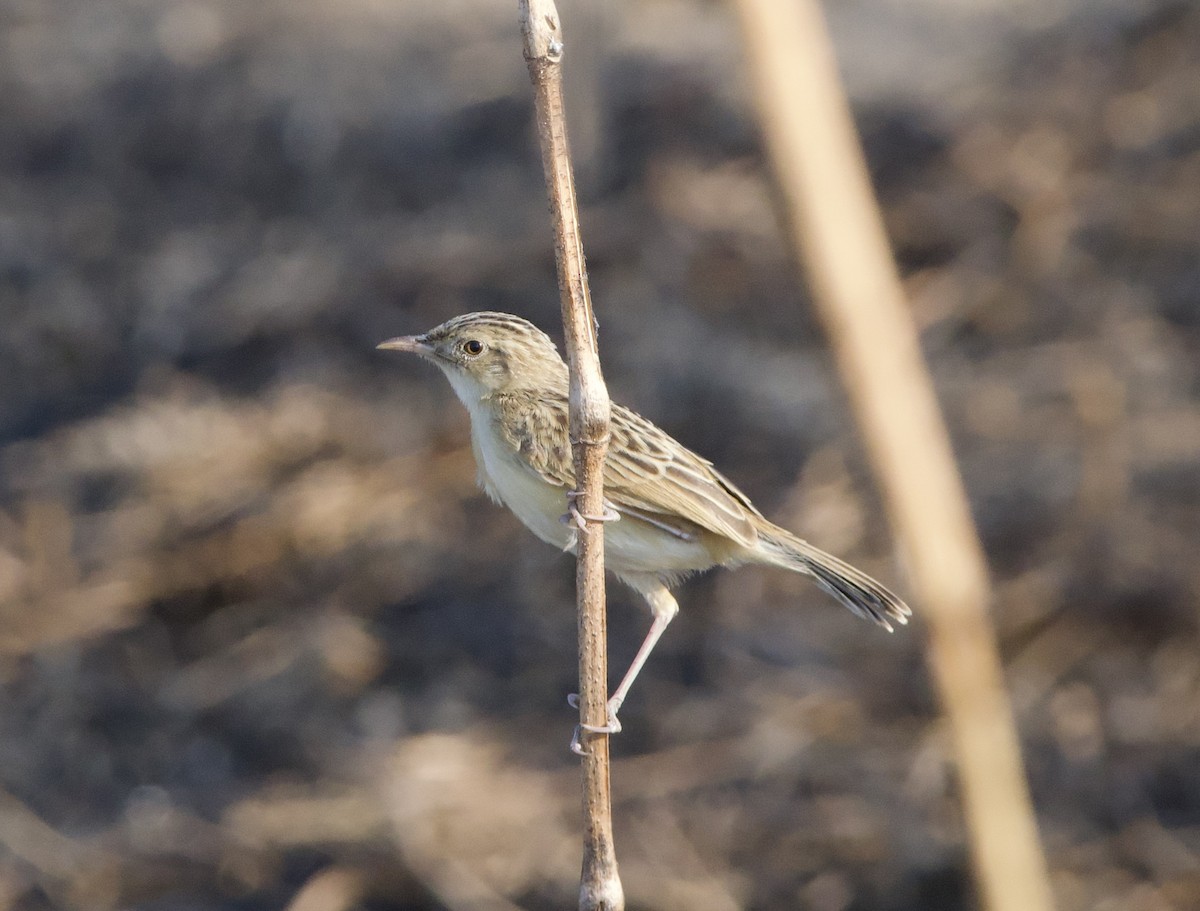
[576,582,679,736]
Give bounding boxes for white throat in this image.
[439,364,488,411]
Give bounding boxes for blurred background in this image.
[1,0,1198,908]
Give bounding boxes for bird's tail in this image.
[755,524,911,631]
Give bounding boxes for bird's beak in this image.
[377,334,433,357]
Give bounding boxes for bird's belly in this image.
[603,519,717,577]
[472,423,719,577]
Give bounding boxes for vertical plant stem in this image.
[518,2,624,909]
[732,1,1055,910]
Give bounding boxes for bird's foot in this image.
[560,490,620,532]
[567,692,624,755]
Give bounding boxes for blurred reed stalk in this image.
[731,0,1056,909]
[519,1,624,909]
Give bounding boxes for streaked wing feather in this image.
[607,407,761,547]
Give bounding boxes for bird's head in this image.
[378,312,569,402]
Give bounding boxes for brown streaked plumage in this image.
[379,312,910,735]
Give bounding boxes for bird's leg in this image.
[560,488,620,532]
[568,583,679,751]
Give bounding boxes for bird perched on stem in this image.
[379,312,909,737]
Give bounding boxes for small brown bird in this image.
[379,312,909,737]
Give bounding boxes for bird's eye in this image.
[462,339,484,356]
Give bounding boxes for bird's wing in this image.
[606,404,762,547]
[494,395,761,548]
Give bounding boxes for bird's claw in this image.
[559,490,620,532]
[569,725,587,755]
[567,692,623,754]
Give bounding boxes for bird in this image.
[379,311,909,740]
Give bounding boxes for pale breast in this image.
[470,410,574,550]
